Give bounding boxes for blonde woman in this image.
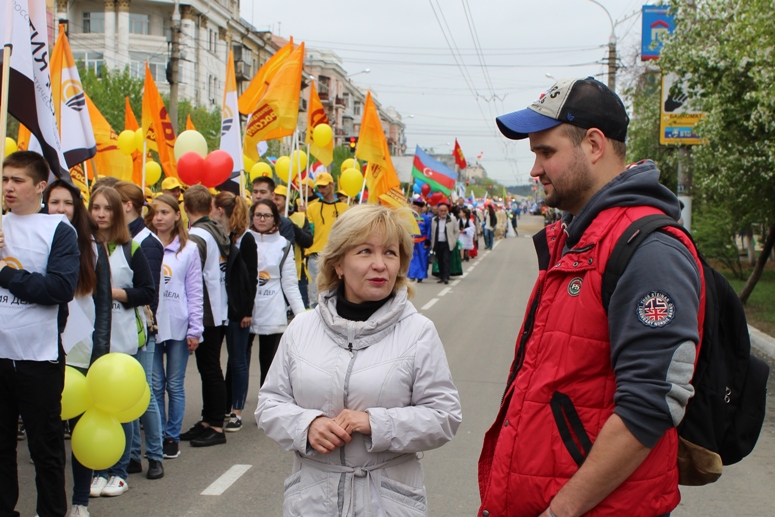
[256,204,462,517]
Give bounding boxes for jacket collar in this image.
[317,286,415,350]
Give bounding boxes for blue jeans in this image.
[153,338,190,442]
[298,276,309,309]
[224,320,251,412]
[129,336,163,462]
[484,228,494,249]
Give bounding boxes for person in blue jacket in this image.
[407,198,432,282]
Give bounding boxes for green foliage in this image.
[692,201,744,279]
[622,72,680,191]
[723,269,775,335]
[80,66,143,132]
[659,0,775,224]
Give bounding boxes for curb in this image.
[748,325,775,360]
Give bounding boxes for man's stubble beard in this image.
[544,147,594,213]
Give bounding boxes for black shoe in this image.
[163,438,180,459]
[190,428,226,448]
[417,279,422,283]
[179,421,207,441]
[224,414,242,433]
[146,459,164,480]
[436,279,444,283]
[127,458,142,474]
[444,280,449,284]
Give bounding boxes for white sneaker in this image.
[89,476,108,498]
[101,476,129,497]
[70,505,90,516]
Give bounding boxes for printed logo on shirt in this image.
[636,291,675,328]
[567,277,583,297]
[219,256,227,273]
[3,257,22,270]
[163,264,173,285]
[258,270,270,286]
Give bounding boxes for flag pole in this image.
[0,17,13,226]
[304,143,310,208]
[83,162,90,192]
[285,132,294,218]
[358,163,367,204]
[141,137,147,192]
[89,158,100,180]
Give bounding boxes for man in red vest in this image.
[478,78,705,517]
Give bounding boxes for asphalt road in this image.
[14,215,775,516]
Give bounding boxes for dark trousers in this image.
[68,415,91,508]
[224,320,251,412]
[195,325,227,428]
[256,333,283,387]
[434,241,451,281]
[0,354,67,517]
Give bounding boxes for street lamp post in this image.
[586,0,617,92]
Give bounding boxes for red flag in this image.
[453,139,467,169]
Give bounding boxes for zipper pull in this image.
[348,343,353,357]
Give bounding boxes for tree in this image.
[659,0,775,302]
[79,66,143,131]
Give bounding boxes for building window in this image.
[342,92,350,108]
[129,53,166,81]
[318,75,330,96]
[129,14,150,35]
[353,101,362,116]
[82,12,105,34]
[73,51,104,77]
[208,29,218,54]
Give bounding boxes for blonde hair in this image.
[317,204,415,298]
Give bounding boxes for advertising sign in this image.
[659,72,705,145]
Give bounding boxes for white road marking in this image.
[493,240,501,249]
[438,287,452,296]
[450,280,460,286]
[460,273,467,278]
[201,464,252,496]
[421,298,439,310]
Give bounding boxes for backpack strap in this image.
[601,214,685,314]
[188,234,208,268]
[278,242,292,280]
[121,241,133,265]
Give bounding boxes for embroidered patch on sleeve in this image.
[636,291,675,328]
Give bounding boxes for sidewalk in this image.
[749,325,775,360]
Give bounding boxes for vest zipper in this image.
[501,286,542,403]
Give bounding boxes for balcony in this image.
[318,91,330,101]
[335,128,346,136]
[235,60,251,81]
[335,96,346,107]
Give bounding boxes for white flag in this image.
[0,0,69,179]
[219,49,243,192]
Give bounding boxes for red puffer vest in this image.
[478,206,705,517]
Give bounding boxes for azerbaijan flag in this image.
[412,146,457,195]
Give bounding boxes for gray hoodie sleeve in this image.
[608,231,701,448]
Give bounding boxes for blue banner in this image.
[641,5,675,61]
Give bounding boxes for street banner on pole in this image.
[641,5,675,61]
[0,0,70,181]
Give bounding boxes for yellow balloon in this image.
[275,156,291,181]
[134,128,144,152]
[113,384,150,423]
[341,158,359,173]
[312,124,333,148]
[61,367,93,421]
[249,162,273,181]
[86,353,146,414]
[4,137,18,157]
[291,150,307,176]
[243,154,256,173]
[145,161,162,185]
[340,168,364,198]
[117,130,136,156]
[174,130,208,161]
[71,408,125,471]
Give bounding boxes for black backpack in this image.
[602,214,769,486]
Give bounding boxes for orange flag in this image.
[356,92,400,203]
[87,94,133,182]
[16,124,31,151]
[142,63,178,179]
[238,38,294,115]
[124,97,143,185]
[186,114,196,131]
[243,43,305,161]
[305,81,333,166]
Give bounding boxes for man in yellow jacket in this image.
[273,185,313,308]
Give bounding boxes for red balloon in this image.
[177,152,204,186]
[201,150,234,188]
[429,191,443,205]
[421,183,431,196]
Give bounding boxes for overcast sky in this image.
[248,0,650,185]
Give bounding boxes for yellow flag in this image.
[238,38,294,115]
[69,164,90,202]
[16,124,31,151]
[356,92,400,204]
[305,81,333,165]
[142,63,178,179]
[186,114,196,131]
[124,97,144,186]
[378,187,421,234]
[243,43,305,161]
[86,94,133,182]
